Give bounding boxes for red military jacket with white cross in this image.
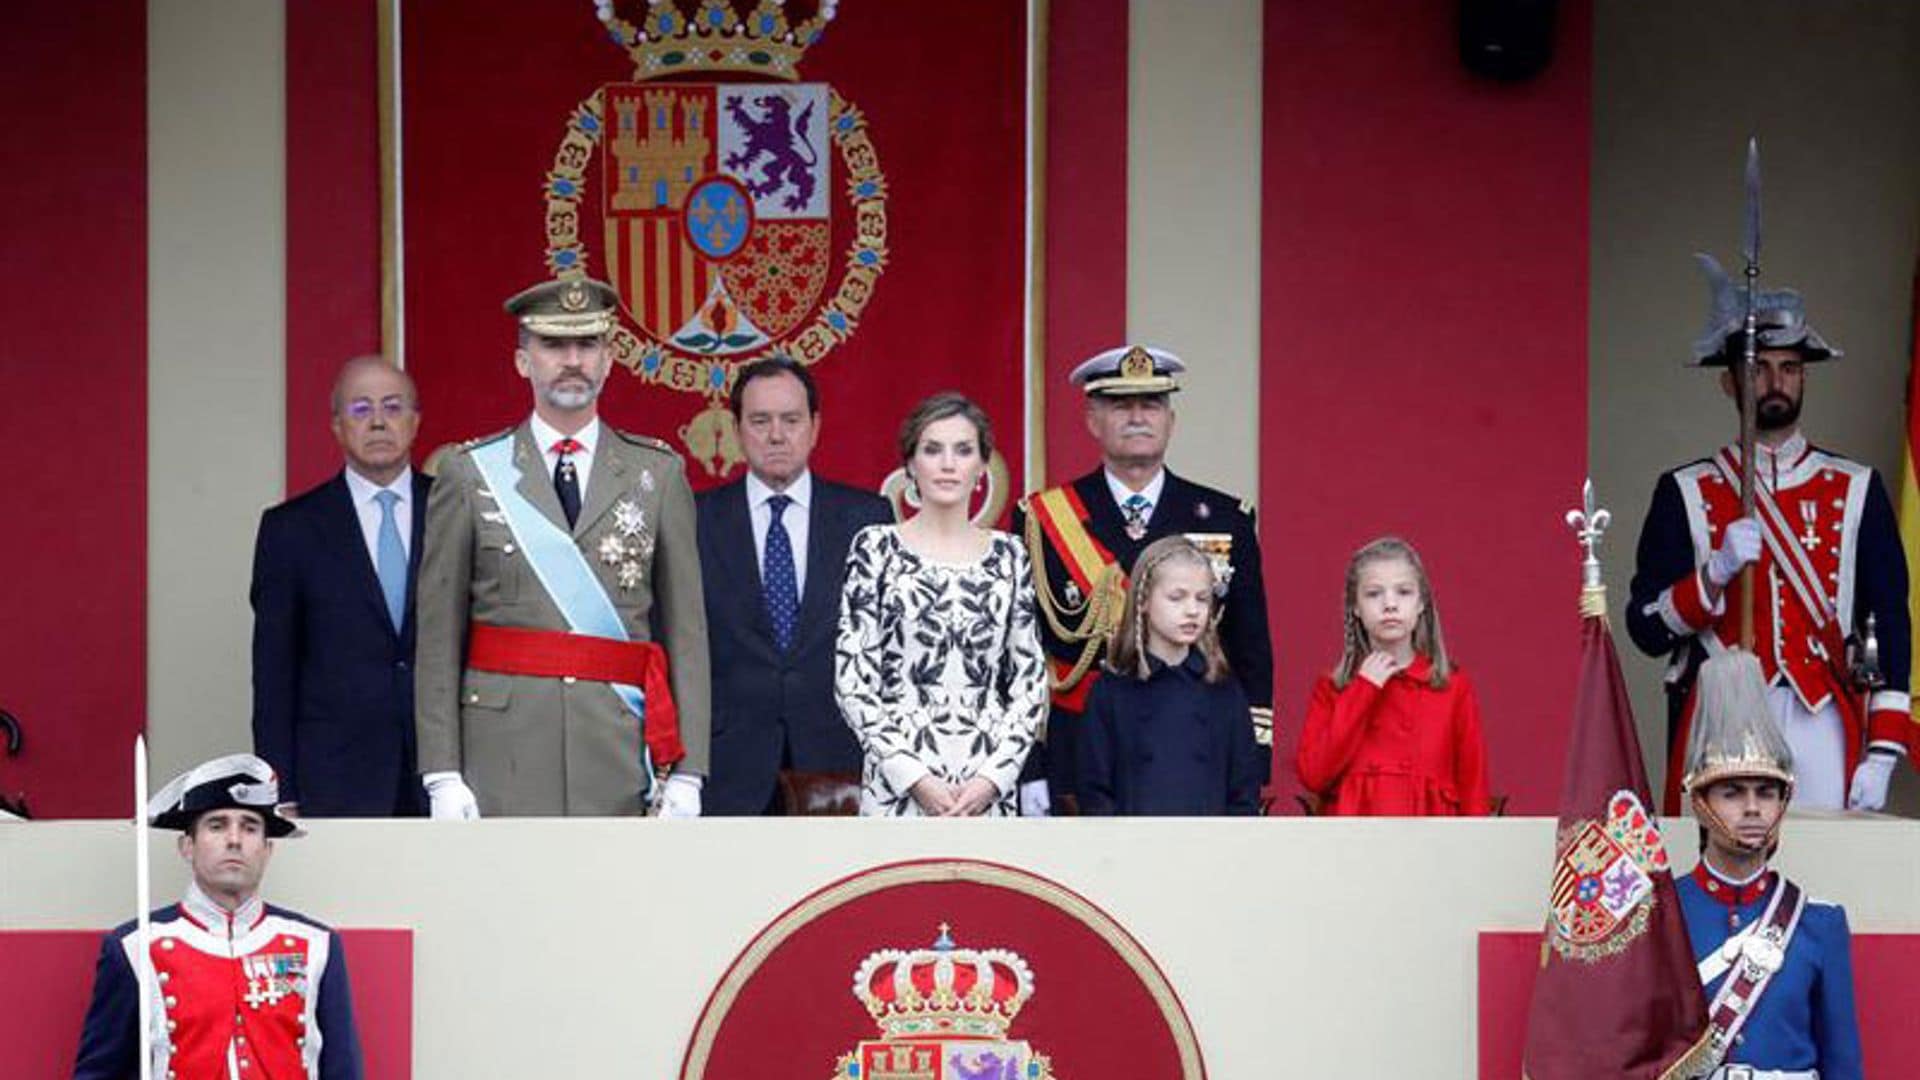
[1627,434,1913,810]
[72,881,363,1080]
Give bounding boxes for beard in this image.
[543,376,601,411]
[1755,391,1801,432]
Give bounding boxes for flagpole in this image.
[1736,136,1762,650]
[134,734,153,1080]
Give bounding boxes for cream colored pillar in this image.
[147,0,287,782]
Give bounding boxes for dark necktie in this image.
[763,493,800,652]
[552,437,583,529]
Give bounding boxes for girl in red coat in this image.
[1295,537,1491,816]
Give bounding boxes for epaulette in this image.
[461,428,513,451]
[613,429,680,456]
[422,428,512,478]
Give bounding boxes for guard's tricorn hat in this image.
[1689,253,1840,366]
[505,277,620,338]
[148,753,301,838]
[1069,345,1185,397]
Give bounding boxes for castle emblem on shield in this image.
[835,925,1055,1080]
[543,0,888,475]
[1545,790,1672,963]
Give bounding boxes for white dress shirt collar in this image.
[745,468,813,599]
[746,468,813,513]
[343,463,412,507]
[343,464,414,562]
[1104,467,1166,513]
[529,413,600,458]
[529,413,601,498]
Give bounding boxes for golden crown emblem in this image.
[596,0,837,81]
[851,924,1036,1041]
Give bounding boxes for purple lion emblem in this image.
[948,1049,1023,1080]
[723,93,819,212]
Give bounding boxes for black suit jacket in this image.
[249,470,430,815]
[696,474,894,814]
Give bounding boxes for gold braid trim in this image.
[1023,498,1127,692]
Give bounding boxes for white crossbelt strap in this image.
[1696,919,1759,987]
[1711,449,1838,632]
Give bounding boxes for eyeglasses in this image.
[342,398,415,423]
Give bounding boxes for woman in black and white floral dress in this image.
[834,393,1047,817]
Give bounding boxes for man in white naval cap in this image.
[1013,345,1274,814]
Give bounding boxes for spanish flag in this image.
[1903,265,1920,729]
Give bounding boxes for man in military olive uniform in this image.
[414,278,710,817]
[1015,345,1274,814]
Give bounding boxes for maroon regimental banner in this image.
[1520,618,1709,1078]
[400,1,1029,510]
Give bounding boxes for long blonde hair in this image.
[1332,536,1451,690]
[1106,536,1231,683]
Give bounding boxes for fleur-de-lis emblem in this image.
[1564,479,1613,616]
[1563,479,1612,584]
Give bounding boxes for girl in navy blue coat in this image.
[1078,536,1263,815]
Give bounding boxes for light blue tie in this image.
[374,490,407,633]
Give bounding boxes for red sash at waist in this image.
[466,622,685,765]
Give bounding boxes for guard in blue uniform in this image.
[1674,653,1863,1079]
[1015,346,1273,813]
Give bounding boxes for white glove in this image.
[655,772,703,819]
[1847,751,1898,812]
[424,772,481,820]
[1705,518,1762,587]
[1018,779,1051,818]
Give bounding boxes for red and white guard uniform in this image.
[75,881,359,1080]
[1628,433,1913,810]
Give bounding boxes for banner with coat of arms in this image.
[397,0,1029,504]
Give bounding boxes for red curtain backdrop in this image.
[0,928,414,1079]
[397,1,1030,503]
[1261,0,1593,814]
[0,4,148,819]
[284,0,384,497]
[1042,0,1129,483]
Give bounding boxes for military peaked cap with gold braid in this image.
[1068,344,1185,397]
[505,277,620,338]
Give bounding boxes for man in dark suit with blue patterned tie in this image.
[249,356,429,816]
[697,358,893,814]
